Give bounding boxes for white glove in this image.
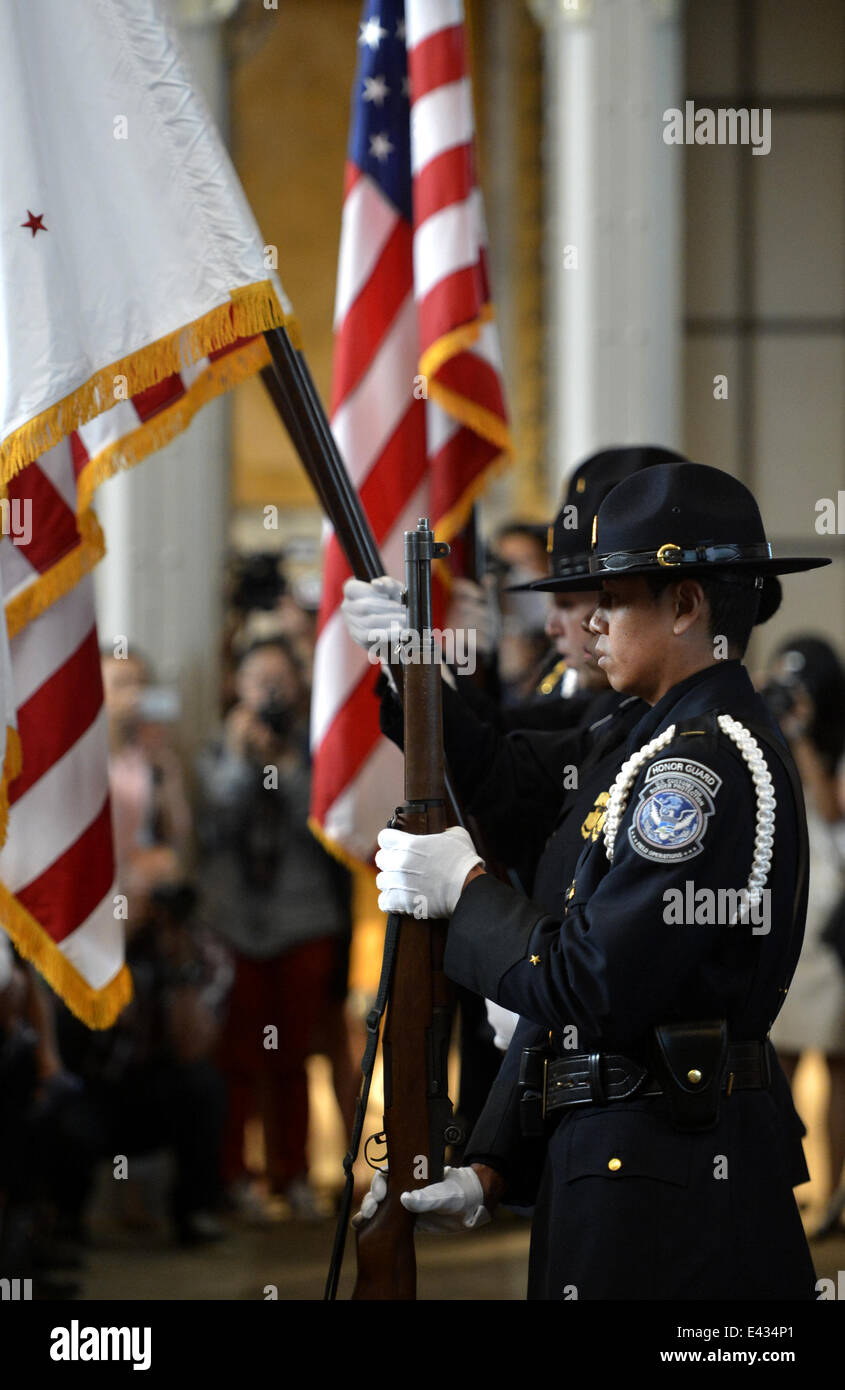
[341,576,406,652]
[353,1165,491,1233]
[352,1167,389,1227]
[375,825,483,919]
[446,577,500,658]
[485,998,520,1052]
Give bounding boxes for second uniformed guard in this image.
[369,460,830,1300]
[506,444,688,725]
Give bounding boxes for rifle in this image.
[260,329,463,1300]
[350,518,457,1300]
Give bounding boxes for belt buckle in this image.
[519,1044,552,1137]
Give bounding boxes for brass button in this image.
[529,954,541,966]
[608,1157,622,1172]
[687,1068,702,1084]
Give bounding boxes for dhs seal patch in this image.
[628,758,722,864]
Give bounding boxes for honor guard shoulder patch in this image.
[628,758,722,864]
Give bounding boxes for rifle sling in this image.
[324,909,402,1300]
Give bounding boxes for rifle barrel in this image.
[260,327,465,831]
[263,327,382,579]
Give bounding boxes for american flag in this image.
[310,0,511,862]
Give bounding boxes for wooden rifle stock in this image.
[352,520,456,1300]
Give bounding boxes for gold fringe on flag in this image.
[5,509,106,641]
[417,303,514,545]
[75,336,272,516]
[434,449,513,550]
[0,725,22,850]
[0,879,133,1029]
[0,281,292,487]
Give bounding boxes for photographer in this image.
[101,647,192,883]
[197,636,354,1219]
[765,636,845,1238]
[56,845,231,1248]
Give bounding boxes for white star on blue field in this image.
[351,0,411,220]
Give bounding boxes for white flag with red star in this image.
[0,0,296,1025]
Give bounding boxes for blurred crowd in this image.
[1,532,844,1296]
[0,551,359,1294]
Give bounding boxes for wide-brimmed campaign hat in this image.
[528,461,830,593]
[508,445,687,592]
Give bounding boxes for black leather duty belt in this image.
[538,1040,770,1116]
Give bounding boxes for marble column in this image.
[529,0,684,496]
[93,0,240,755]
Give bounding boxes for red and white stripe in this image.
[310,0,510,862]
[0,330,265,1025]
[0,443,119,1017]
[0,574,116,988]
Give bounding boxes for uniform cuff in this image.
[445,874,549,1001]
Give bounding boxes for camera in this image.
[760,675,801,722]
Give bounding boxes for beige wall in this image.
[683,0,845,666]
[229,0,360,510]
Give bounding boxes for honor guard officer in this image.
[416,448,696,890]
[344,445,694,890]
[345,446,695,1127]
[370,461,829,1300]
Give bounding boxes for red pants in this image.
[218,937,340,1191]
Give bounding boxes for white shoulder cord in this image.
[602,715,776,912]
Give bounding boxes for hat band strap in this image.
[594,541,773,573]
[553,551,592,577]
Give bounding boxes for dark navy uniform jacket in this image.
[380,671,643,889]
[440,654,597,735]
[445,661,816,1300]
